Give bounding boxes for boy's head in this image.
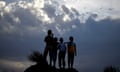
[54,37,58,42]
[47,30,52,35]
[59,37,63,43]
[69,36,74,42]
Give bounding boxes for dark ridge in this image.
[24,51,78,72]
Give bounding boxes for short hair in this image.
[54,37,58,41]
[59,37,63,42]
[69,36,74,41]
[48,30,52,35]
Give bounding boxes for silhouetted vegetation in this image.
[104,66,117,72]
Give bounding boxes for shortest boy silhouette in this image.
[58,38,66,69]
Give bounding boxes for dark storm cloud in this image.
[1,15,120,72]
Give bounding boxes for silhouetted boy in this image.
[67,36,76,68]
[51,37,59,67]
[44,30,54,65]
[58,38,66,68]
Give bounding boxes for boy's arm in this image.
[74,43,77,56]
[44,36,47,42]
[64,42,68,44]
[57,44,59,49]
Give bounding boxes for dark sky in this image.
[0,0,120,72]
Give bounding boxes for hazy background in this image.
[0,0,120,72]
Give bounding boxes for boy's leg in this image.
[53,54,57,67]
[58,52,61,68]
[62,52,65,68]
[43,47,48,60]
[49,53,52,66]
[68,53,70,68]
[71,54,74,68]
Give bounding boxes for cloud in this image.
[62,0,120,21]
[0,1,6,8]
[0,1,43,35]
[0,59,32,72]
[0,0,80,36]
[1,0,119,37]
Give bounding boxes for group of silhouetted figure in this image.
[24,29,118,72]
[43,30,77,69]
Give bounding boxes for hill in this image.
[24,51,78,72]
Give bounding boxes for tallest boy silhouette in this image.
[44,30,54,63]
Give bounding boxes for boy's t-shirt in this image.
[67,42,76,54]
[58,43,66,52]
